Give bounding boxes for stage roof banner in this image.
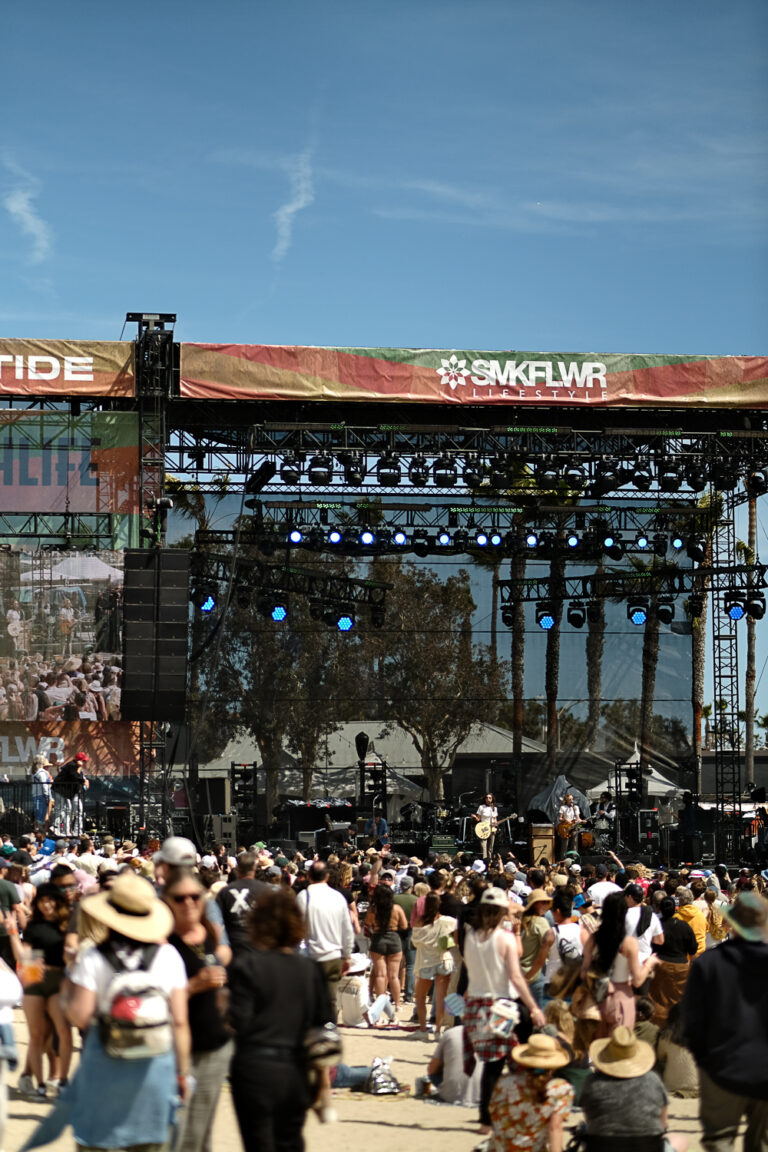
[0,341,134,397]
[180,344,768,407]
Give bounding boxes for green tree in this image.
[367,560,508,798]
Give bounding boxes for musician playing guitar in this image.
[556,792,583,853]
[473,792,498,859]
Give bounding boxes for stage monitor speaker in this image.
[198,777,231,816]
[211,813,238,852]
[121,549,190,721]
[529,824,555,866]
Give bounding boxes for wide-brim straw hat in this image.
[571,983,601,1021]
[79,871,172,943]
[511,1033,569,1070]
[524,888,553,911]
[590,1026,655,1078]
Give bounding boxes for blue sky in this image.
[3,2,768,728]
[1,1,766,351]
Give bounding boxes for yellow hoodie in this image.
[674,903,707,956]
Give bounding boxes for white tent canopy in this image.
[20,556,123,583]
[586,762,680,799]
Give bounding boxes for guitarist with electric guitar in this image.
[472,793,518,859]
[556,792,586,853]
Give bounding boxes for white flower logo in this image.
[436,354,470,390]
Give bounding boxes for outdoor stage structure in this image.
[0,316,767,856]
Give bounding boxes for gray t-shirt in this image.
[580,1070,667,1135]
[433,1027,482,1107]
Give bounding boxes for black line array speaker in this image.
[122,550,190,721]
[198,777,232,815]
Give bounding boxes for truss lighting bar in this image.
[498,563,768,607]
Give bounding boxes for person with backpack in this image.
[60,871,191,1150]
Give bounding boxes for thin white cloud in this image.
[2,160,52,265]
[271,149,314,266]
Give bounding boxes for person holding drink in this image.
[17,884,72,1096]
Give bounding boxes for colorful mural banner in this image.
[0,412,140,515]
[0,340,134,397]
[180,345,768,407]
[0,722,140,775]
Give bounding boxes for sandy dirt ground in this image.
[2,1011,743,1152]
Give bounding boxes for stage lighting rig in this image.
[377,454,402,486]
[307,455,333,485]
[627,598,649,626]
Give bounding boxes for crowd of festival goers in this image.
[0,827,762,1152]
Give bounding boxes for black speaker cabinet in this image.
[122,550,190,721]
[198,777,232,815]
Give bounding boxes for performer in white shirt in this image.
[473,793,498,859]
[557,792,582,853]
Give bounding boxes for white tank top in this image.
[465,927,516,998]
[609,947,631,984]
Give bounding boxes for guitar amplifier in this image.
[430,835,457,852]
[529,824,555,866]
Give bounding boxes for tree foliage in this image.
[366,560,509,798]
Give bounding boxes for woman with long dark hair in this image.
[20,883,72,1095]
[363,879,407,1019]
[228,887,333,1152]
[580,890,659,1036]
[463,887,546,1136]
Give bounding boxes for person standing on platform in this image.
[30,755,54,832]
[52,754,89,836]
[473,793,498,860]
[364,811,389,848]
[557,792,582,855]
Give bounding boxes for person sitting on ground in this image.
[580,1026,688,1150]
[489,1033,573,1152]
[634,995,660,1054]
[337,953,397,1027]
[656,1003,698,1099]
[418,1023,483,1106]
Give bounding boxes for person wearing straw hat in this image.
[488,1033,573,1152]
[681,892,768,1152]
[57,871,191,1151]
[579,1025,688,1151]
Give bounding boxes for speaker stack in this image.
[121,550,190,721]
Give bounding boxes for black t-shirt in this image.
[168,929,231,1053]
[654,917,697,963]
[228,949,331,1067]
[24,919,65,967]
[0,877,20,937]
[52,762,86,799]
[440,892,462,918]
[216,878,268,952]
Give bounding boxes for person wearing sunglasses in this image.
[165,868,233,1152]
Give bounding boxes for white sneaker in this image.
[17,1075,34,1095]
[407,1029,431,1041]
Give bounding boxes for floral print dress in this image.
[489,1070,574,1151]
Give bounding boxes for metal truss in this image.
[134,319,176,546]
[497,563,768,606]
[193,530,392,611]
[162,418,768,503]
[0,512,118,549]
[710,512,744,858]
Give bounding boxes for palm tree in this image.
[585,554,606,749]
